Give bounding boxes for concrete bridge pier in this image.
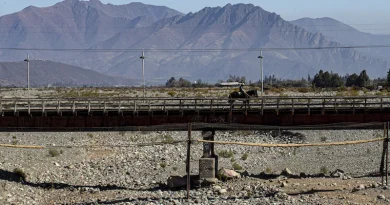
[199,130,218,179]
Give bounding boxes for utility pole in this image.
[24,54,30,99]
[258,51,264,96]
[140,51,146,99]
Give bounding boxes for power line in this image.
[1,45,390,53]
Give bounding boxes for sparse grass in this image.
[11,140,18,145]
[367,148,371,154]
[160,162,167,168]
[167,91,177,97]
[230,157,236,163]
[349,90,359,96]
[87,133,93,138]
[279,93,288,97]
[172,167,178,171]
[232,162,243,170]
[292,148,298,156]
[13,168,27,182]
[338,86,348,92]
[320,166,328,175]
[270,87,283,93]
[265,167,272,174]
[161,134,174,143]
[218,150,234,158]
[320,136,327,142]
[241,153,248,161]
[238,130,252,136]
[119,131,126,137]
[48,149,61,157]
[297,87,310,93]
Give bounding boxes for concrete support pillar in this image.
[199,130,218,179]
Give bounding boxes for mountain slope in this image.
[78,3,388,82]
[0,0,182,61]
[0,2,388,83]
[0,60,136,86]
[291,17,390,61]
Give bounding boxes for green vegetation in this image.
[161,134,174,143]
[13,168,27,182]
[232,162,243,170]
[167,91,177,97]
[160,162,167,168]
[265,167,273,174]
[48,149,61,157]
[241,153,249,161]
[320,166,329,175]
[218,150,234,158]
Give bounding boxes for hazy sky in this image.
[0,0,389,34]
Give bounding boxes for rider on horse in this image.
[239,83,250,98]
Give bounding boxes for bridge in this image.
[0,96,390,131]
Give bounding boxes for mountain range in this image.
[0,0,389,85]
[0,60,136,87]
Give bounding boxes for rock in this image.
[352,184,365,192]
[330,169,344,178]
[167,176,186,188]
[281,182,288,187]
[293,183,300,187]
[281,168,293,176]
[218,189,227,195]
[237,170,250,177]
[218,168,240,180]
[213,185,222,191]
[377,194,386,200]
[201,178,218,186]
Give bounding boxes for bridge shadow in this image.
[248,172,328,180]
[0,169,161,192]
[288,189,338,196]
[71,195,277,205]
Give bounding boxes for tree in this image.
[165,77,177,87]
[312,70,343,88]
[346,73,359,87]
[357,70,370,87]
[177,77,191,87]
[387,69,390,86]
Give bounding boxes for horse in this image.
[228,89,258,108]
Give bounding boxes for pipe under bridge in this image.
[0,96,390,131]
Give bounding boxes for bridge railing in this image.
[0,96,390,115]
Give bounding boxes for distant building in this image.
[216,82,241,87]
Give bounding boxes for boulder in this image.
[352,184,366,192]
[218,168,240,180]
[202,178,218,186]
[377,194,386,200]
[218,189,227,195]
[330,169,345,178]
[167,176,186,188]
[281,168,293,176]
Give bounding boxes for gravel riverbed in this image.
[0,129,388,204]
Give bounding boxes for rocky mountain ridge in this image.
[0,1,388,83]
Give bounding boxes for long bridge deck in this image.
[0,96,390,131]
